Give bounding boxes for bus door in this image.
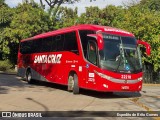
[85,40,98,89]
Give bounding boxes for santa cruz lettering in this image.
[34,54,62,64]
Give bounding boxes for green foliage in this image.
[0,0,160,72]
[0,0,7,7]
[0,6,12,27]
[139,0,160,11]
[78,5,125,27]
[0,4,13,61]
[2,2,53,64]
[54,7,78,29]
[0,60,12,71]
[79,6,102,24]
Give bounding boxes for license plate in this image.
[121,86,129,90]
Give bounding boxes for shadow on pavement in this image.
[0,73,141,98]
[0,74,28,94]
[30,80,67,91]
[79,89,141,99]
[30,80,141,99]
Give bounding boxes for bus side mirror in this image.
[87,34,104,50]
[137,40,151,56]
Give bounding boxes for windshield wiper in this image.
[116,39,127,72]
[120,43,127,68]
[115,53,122,72]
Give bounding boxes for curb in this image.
[143,83,160,86]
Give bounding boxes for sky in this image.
[5,0,130,14]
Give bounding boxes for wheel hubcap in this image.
[27,73,31,81]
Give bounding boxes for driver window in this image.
[88,41,97,65]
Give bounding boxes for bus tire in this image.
[26,70,33,84]
[73,74,79,94]
[68,75,73,92]
[68,73,79,94]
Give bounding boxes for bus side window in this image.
[33,39,43,53]
[41,37,53,52]
[51,36,57,52]
[87,41,97,65]
[56,34,64,51]
[64,31,79,55]
[20,40,33,54]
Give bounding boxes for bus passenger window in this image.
[56,34,64,51]
[64,31,79,55]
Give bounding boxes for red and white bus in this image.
[17,24,151,94]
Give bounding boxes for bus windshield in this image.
[99,33,142,73]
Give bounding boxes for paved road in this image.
[0,73,160,120]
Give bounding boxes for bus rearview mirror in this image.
[137,40,151,56]
[87,34,104,50]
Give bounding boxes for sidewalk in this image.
[143,83,160,86]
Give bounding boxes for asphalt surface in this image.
[0,73,160,120]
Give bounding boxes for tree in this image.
[119,3,160,71]
[40,0,79,17]
[139,0,160,11]
[0,0,7,7]
[0,1,13,60]
[54,7,78,29]
[40,0,80,9]
[79,6,102,24]
[0,6,12,28]
[78,5,125,26]
[40,0,99,24]
[2,2,52,64]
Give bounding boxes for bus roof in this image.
[21,24,135,42]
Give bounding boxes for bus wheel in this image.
[73,74,79,94]
[68,73,79,94]
[68,75,73,92]
[26,70,33,84]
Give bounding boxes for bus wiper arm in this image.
[120,43,127,68]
